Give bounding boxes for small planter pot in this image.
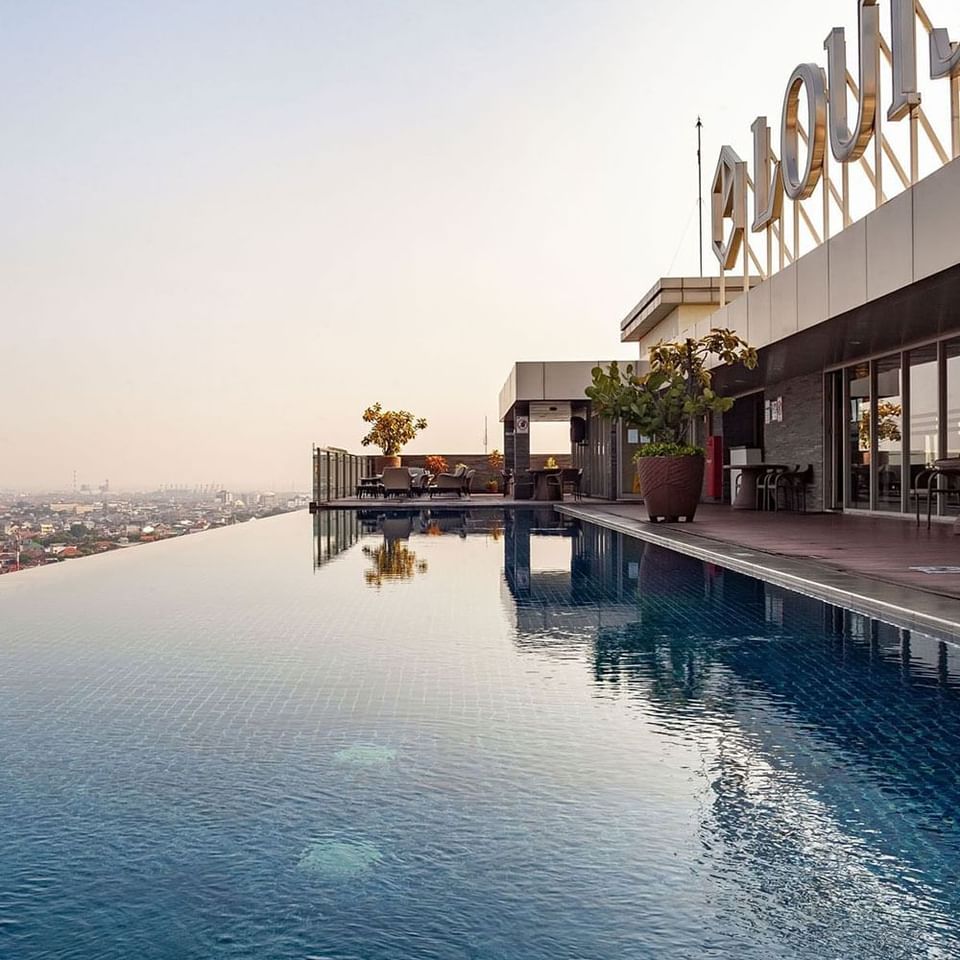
[635,454,705,522]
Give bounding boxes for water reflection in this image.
[314,507,508,584]
[500,514,960,933]
[310,507,960,948]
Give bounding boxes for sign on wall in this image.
[516,416,529,434]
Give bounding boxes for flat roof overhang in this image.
[499,360,631,422]
[620,276,761,343]
[711,262,960,395]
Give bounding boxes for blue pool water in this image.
[2,507,960,959]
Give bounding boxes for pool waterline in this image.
[1,508,959,959]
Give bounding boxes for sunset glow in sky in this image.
[4,0,957,490]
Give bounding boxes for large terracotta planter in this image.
[382,455,402,469]
[636,454,704,522]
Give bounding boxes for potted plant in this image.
[425,454,448,477]
[586,330,757,522]
[361,403,428,468]
[487,449,505,493]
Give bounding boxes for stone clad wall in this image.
[761,372,824,511]
[374,453,572,491]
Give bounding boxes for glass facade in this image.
[875,355,903,512]
[829,336,960,516]
[948,339,960,460]
[846,364,871,509]
[908,345,938,485]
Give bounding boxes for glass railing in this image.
[311,446,376,504]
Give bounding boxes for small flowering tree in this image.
[361,403,428,457]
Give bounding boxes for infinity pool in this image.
[2,508,959,958]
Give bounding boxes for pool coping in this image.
[557,504,960,644]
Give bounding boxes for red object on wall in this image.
[705,436,723,499]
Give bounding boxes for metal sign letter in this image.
[889,0,921,120]
[751,116,783,231]
[711,146,747,270]
[930,24,960,79]
[780,63,827,200]
[824,0,879,162]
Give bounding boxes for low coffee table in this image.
[356,477,383,499]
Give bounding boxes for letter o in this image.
[780,63,827,201]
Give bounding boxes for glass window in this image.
[909,346,939,487]
[948,339,960,459]
[847,364,870,509]
[942,339,960,516]
[875,355,903,511]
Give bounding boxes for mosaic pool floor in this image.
[1,508,959,958]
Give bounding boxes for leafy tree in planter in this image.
[361,403,428,457]
[586,330,758,457]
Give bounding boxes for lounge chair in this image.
[382,466,413,498]
[407,467,430,495]
[430,465,467,498]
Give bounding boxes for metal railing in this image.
[312,446,375,503]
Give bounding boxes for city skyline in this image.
[5,0,954,489]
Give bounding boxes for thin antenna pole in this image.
[696,116,704,277]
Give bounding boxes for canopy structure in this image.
[498,360,641,497]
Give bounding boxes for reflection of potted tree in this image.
[361,403,428,468]
[587,331,757,521]
[362,541,428,587]
[859,402,902,466]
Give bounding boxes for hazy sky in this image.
[3,0,956,490]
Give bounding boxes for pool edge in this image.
[557,504,960,644]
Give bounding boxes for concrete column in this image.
[504,419,515,474]
[513,403,531,475]
[504,509,531,599]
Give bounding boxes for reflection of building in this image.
[503,508,648,638]
[502,515,960,899]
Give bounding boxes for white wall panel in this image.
[746,280,772,348]
[866,188,913,300]
[913,157,960,282]
[770,263,798,341]
[797,242,829,331]
[828,217,867,317]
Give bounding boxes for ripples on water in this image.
[1,508,958,958]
